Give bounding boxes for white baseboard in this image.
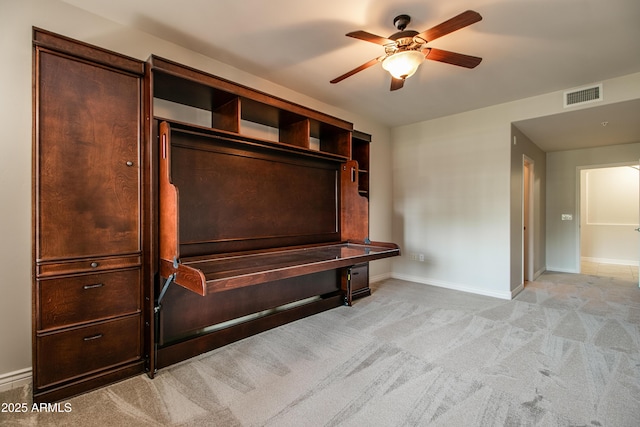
[545,266,580,274]
[581,257,639,267]
[0,368,32,393]
[533,268,546,280]
[370,272,392,284]
[511,283,525,298]
[390,273,513,300]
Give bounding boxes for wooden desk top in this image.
[161,242,399,296]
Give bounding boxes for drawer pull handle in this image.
[352,272,360,275]
[83,283,104,290]
[90,262,99,268]
[83,334,103,341]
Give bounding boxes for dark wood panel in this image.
[279,118,310,148]
[36,50,141,261]
[37,254,141,278]
[170,132,340,256]
[33,28,145,75]
[350,263,371,299]
[156,294,343,369]
[35,315,141,388]
[159,270,340,344]
[38,269,141,331]
[341,160,369,241]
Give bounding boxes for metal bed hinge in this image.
[152,257,181,374]
[344,268,352,307]
[155,273,175,311]
[155,258,179,312]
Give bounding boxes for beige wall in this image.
[392,106,513,298]
[390,73,640,299]
[0,0,394,383]
[547,143,640,272]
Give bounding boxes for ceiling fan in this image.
[330,10,483,91]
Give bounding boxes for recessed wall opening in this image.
[579,164,639,281]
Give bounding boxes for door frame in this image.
[576,161,639,274]
[522,155,534,283]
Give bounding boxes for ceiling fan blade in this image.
[390,77,405,91]
[424,48,482,68]
[330,57,383,84]
[415,10,482,43]
[346,30,395,46]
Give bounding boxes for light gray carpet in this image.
[2,272,640,426]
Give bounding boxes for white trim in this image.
[545,266,580,274]
[391,273,513,300]
[511,283,524,298]
[533,268,546,280]
[585,222,640,227]
[0,368,32,393]
[581,257,639,267]
[370,272,393,284]
[522,155,535,283]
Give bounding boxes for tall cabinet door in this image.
[33,29,146,403]
[36,51,140,261]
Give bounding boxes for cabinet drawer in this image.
[37,254,141,278]
[38,269,141,331]
[35,315,141,389]
[350,264,369,292]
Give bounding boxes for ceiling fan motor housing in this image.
[393,14,411,31]
[388,15,425,53]
[387,30,423,55]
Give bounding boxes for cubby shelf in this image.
[351,130,371,199]
[150,56,353,159]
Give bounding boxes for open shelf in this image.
[351,130,371,198]
[151,56,352,158]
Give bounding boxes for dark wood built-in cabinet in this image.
[32,29,399,403]
[32,29,147,402]
[349,130,373,299]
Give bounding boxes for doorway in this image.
[579,164,639,281]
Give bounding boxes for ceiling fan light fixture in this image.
[381,50,424,79]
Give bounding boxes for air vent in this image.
[564,84,602,108]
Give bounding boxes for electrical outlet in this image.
[408,253,423,261]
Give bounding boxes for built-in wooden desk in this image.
[161,241,400,297]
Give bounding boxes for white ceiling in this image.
[62,0,640,152]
